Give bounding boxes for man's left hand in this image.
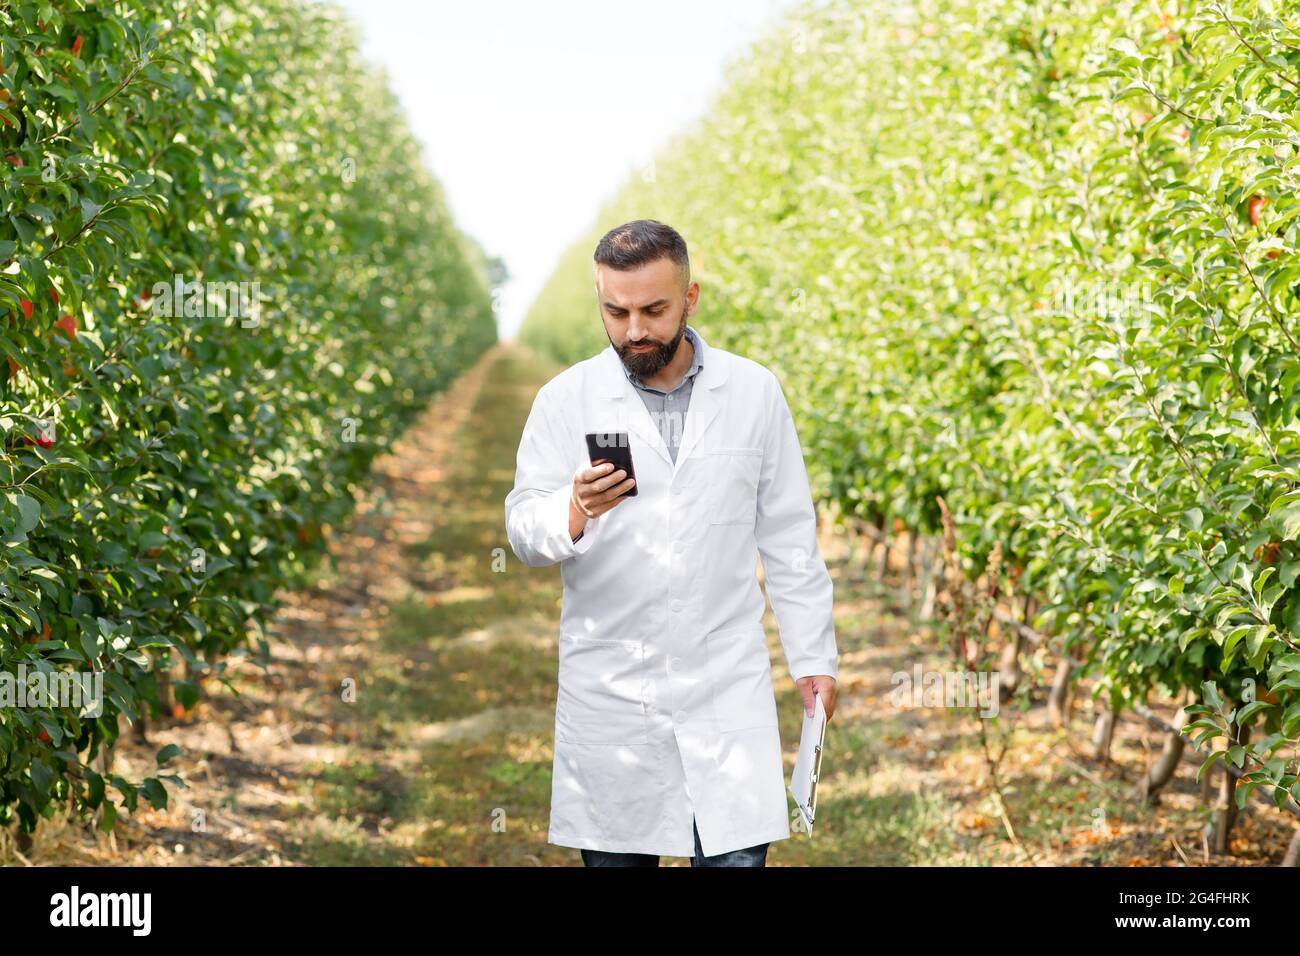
[795,675,836,721]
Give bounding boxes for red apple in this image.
[1249,194,1267,226]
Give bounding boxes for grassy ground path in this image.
[5,343,1292,866]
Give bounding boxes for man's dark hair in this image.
[593,219,690,289]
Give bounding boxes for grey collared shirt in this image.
[621,324,704,464]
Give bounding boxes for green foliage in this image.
[522,0,1300,815]
[0,0,496,833]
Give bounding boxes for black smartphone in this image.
[584,432,638,498]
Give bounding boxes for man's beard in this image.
[612,308,686,380]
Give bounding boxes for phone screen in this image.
[584,432,638,497]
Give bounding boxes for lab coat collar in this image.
[595,323,729,474]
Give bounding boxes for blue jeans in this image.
[579,817,769,867]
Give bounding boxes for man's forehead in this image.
[594,261,683,303]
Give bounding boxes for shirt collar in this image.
[622,324,704,392]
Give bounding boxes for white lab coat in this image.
[503,324,838,857]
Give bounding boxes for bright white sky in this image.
[332,0,802,339]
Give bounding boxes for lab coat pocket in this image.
[556,634,649,745]
[705,447,762,525]
[705,622,778,733]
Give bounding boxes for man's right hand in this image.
[569,462,635,540]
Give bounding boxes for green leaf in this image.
[141,778,167,810]
[11,493,41,534]
[1202,681,1225,714]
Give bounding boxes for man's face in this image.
[595,257,699,379]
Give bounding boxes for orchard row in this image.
[523,0,1300,825]
[0,1,496,834]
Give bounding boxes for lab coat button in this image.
[670,601,683,613]
[673,541,685,553]
[670,656,682,671]
[674,710,686,723]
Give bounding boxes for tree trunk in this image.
[901,529,918,609]
[1282,828,1300,867]
[917,535,939,621]
[158,665,174,715]
[848,522,868,579]
[998,592,1032,698]
[1092,705,1119,762]
[1199,757,1218,804]
[1211,720,1250,856]
[1135,700,1190,804]
[1047,654,1074,728]
[96,711,119,777]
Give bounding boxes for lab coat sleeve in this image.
[504,383,602,567]
[755,373,838,683]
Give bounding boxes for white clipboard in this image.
[789,691,827,833]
